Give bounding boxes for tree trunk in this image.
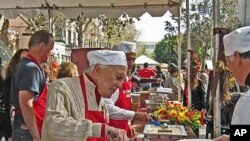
[78,22,83,48]
[0,19,9,48]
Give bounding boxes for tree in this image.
[136,44,154,58]
[97,14,137,47]
[111,23,139,44]
[0,16,19,54]
[72,13,92,47]
[157,0,241,66]
[154,35,178,64]
[220,0,241,30]
[22,13,139,48]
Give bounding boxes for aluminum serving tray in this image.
[145,100,164,111]
[143,124,187,140]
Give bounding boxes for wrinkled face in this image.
[225,54,243,84]
[40,37,54,62]
[93,65,127,98]
[225,55,236,75]
[225,52,248,86]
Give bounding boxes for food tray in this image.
[143,124,187,140]
[145,100,163,111]
[150,93,167,103]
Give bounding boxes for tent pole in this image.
[186,0,191,108]
[48,9,52,32]
[177,3,182,102]
[213,0,221,138]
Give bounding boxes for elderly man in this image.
[42,50,129,141]
[214,26,250,141]
[11,30,53,141]
[104,42,151,138]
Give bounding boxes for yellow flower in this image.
[169,110,177,116]
[154,103,204,129]
[179,112,186,118]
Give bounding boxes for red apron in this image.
[33,84,47,136]
[79,75,107,141]
[27,54,47,136]
[109,79,134,138]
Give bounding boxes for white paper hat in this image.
[223,26,250,56]
[87,50,128,67]
[112,41,136,54]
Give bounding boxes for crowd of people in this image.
[0,26,250,141]
[0,32,150,141]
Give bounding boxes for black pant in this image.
[0,112,12,140]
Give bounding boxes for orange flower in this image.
[154,102,203,129]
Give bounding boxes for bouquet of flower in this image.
[153,101,205,129]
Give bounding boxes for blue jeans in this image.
[141,83,151,91]
[12,126,33,141]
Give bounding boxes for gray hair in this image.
[239,50,250,60]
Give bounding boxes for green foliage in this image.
[220,0,242,30]
[159,0,241,65]
[154,36,178,64]
[136,44,154,58]
[23,13,139,47]
[97,14,137,45]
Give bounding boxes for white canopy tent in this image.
[0,0,182,19]
[135,55,159,65]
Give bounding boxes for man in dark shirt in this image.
[11,30,54,141]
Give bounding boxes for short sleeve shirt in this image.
[138,68,156,78]
[11,57,45,108]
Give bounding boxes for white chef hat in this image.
[87,50,128,67]
[112,41,136,54]
[223,26,250,56]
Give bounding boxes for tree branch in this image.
[18,14,33,28]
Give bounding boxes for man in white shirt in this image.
[104,42,151,138]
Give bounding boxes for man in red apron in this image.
[105,42,151,139]
[11,30,54,141]
[42,50,129,141]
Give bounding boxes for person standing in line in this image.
[0,49,29,141]
[41,50,129,141]
[155,65,166,87]
[138,62,156,91]
[214,26,250,141]
[11,30,54,141]
[0,57,3,91]
[0,56,5,140]
[164,63,180,101]
[104,42,151,139]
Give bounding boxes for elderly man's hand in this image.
[106,125,129,141]
[133,112,151,124]
[213,134,230,141]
